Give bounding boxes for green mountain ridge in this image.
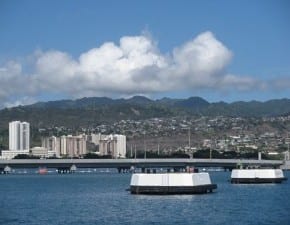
[1,96,290,130]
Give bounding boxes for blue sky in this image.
[0,0,290,107]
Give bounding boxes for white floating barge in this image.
[230,169,287,184]
[130,172,217,194]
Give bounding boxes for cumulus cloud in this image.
[0,61,26,99]
[0,31,266,108]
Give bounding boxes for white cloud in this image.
[0,31,267,108]
[0,61,25,99]
[270,77,290,90]
[3,96,37,108]
[219,74,260,91]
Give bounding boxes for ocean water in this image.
[0,171,289,225]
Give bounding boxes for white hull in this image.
[130,173,217,194]
[231,169,287,184]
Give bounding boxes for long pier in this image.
[0,158,285,171]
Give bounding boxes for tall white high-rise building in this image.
[9,121,30,151]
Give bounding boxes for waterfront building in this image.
[41,136,60,157]
[29,146,57,158]
[0,150,30,160]
[1,121,30,159]
[9,121,30,151]
[42,134,87,158]
[99,134,126,158]
[41,133,126,158]
[30,147,48,158]
[60,135,67,155]
[89,133,106,146]
[63,135,87,157]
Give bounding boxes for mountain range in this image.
[1,96,290,129]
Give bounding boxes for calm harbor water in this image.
[0,171,289,225]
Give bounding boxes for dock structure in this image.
[0,158,286,173]
[130,173,217,194]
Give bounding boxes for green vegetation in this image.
[13,154,40,159]
[1,97,290,133]
[83,153,113,159]
[1,96,290,159]
[0,129,8,150]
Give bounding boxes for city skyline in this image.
[0,0,290,108]
[1,2,290,224]
[1,119,127,159]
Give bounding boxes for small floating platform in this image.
[230,169,287,184]
[130,173,217,195]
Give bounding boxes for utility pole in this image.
[130,144,133,158]
[286,133,290,161]
[144,133,146,159]
[286,142,290,160]
[210,138,215,159]
[157,142,160,155]
[188,127,193,158]
[188,127,191,150]
[134,144,137,159]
